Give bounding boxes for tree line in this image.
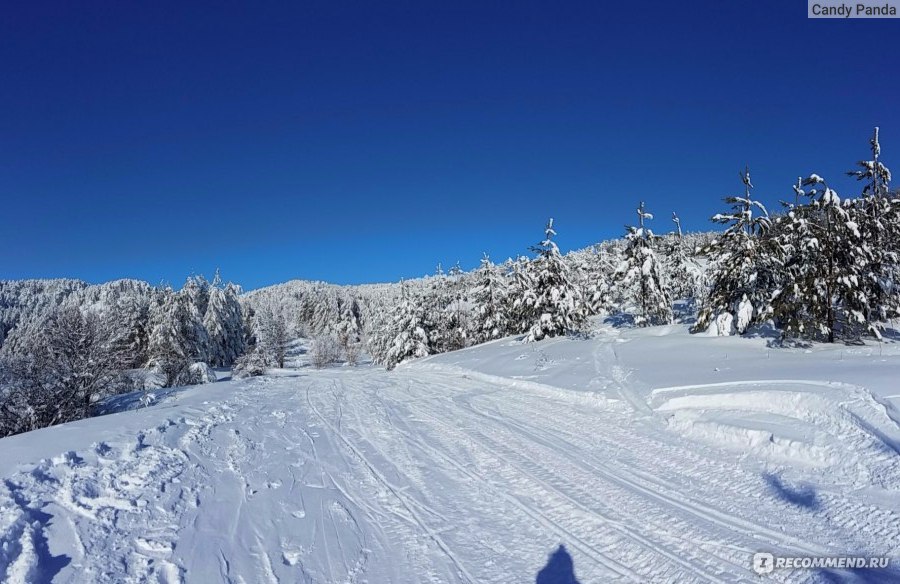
[1,128,896,436]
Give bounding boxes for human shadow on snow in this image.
[818,564,900,583]
[536,544,581,584]
[763,473,820,510]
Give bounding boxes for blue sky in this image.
[1,1,898,290]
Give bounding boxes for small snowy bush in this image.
[310,336,340,369]
[232,350,267,379]
[188,362,217,384]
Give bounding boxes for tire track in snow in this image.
[305,386,478,584]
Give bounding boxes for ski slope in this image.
[1,325,899,583]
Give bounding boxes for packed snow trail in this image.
[2,335,900,582]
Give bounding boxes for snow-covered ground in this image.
[1,324,899,583]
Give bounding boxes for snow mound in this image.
[651,381,900,487]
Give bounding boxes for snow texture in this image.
[1,324,899,583]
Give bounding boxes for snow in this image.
[2,325,900,582]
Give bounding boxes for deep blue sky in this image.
[2,1,898,289]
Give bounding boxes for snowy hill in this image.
[1,323,899,583]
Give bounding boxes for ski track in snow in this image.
[2,335,900,582]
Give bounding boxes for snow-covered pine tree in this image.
[179,283,211,363]
[203,274,246,367]
[520,219,586,341]
[846,127,900,324]
[469,255,511,344]
[768,178,813,337]
[693,167,777,335]
[771,175,879,342]
[107,294,150,368]
[425,262,469,353]
[255,305,289,368]
[147,288,194,386]
[614,203,673,326]
[578,243,622,315]
[334,296,362,354]
[506,256,535,335]
[383,284,431,370]
[182,275,211,321]
[424,269,452,353]
[665,212,704,305]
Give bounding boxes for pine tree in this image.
[506,256,535,335]
[665,212,704,304]
[521,219,586,341]
[771,175,880,342]
[255,305,288,368]
[108,294,150,368]
[428,264,468,353]
[182,275,211,319]
[204,276,246,367]
[180,285,211,363]
[615,203,673,326]
[847,127,899,325]
[383,284,431,370]
[469,255,511,343]
[147,288,194,386]
[694,168,777,335]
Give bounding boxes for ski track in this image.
[1,343,899,582]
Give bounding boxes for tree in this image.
[615,202,673,326]
[382,284,431,370]
[0,307,126,437]
[520,219,586,342]
[204,276,245,367]
[847,127,900,325]
[665,212,704,304]
[255,305,289,368]
[771,175,880,342]
[693,167,777,335]
[309,335,340,369]
[147,289,195,386]
[469,255,511,343]
[334,296,363,363]
[427,267,469,353]
[107,294,151,368]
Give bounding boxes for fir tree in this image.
[383,284,431,370]
[203,276,245,367]
[847,127,899,325]
[693,168,777,335]
[771,175,880,342]
[469,255,511,343]
[255,305,288,368]
[665,212,704,304]
[521,219,586,341]
[147,288,194,386]
[615,203,673,326]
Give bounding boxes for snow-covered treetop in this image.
[822,187,841,206]
[544,218,556,241]
[532,218,561,257]
[848,126,891,195]
[806,173,825,185]
[740,166,753,191]
[636,202,653,228]
[711,167,771,236]
[800,175,844,208]
[792,177,805,205]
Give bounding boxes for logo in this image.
[753,552,775,575]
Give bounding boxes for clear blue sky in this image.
[1,1,898,290]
